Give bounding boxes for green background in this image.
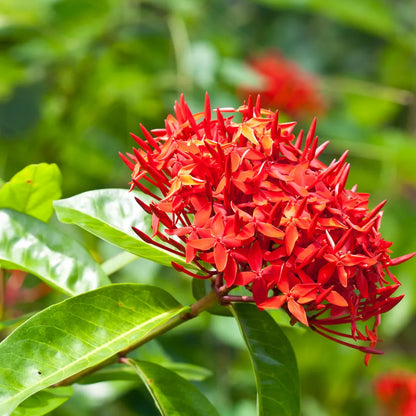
[1,1,415,415]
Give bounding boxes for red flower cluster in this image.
[241,51,327,117]
[375,372,416,416]
[121,94,414,362]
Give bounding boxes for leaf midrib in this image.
[1,308,179,412]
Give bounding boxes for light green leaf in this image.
[0,209,110,296]
[127,359,219,416]
[0,283,183,416]
[54,188,192,269]
[232,303,300,416]
[11,387,73,416]
[0,164,61,222]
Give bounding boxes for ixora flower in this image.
[375,371,416,416]
[241,51,327,117]
[121,94,414,364]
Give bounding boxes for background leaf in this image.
[127,359,219,416]
[0,163,61,222]
[79,362,212,384]
[54,189,192,269]
[232,303,300,416]
[11,387,73,416]
[254,0,397,39]
[0,208,110,296]
[0,283,183,415]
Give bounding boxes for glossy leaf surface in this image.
[0,209,110,296]
[127,359,219,416]
[232,303,300,416]
[0,283,183,415]
[54,189,191,269]
[0,164,61,222]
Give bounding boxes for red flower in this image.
[121,93,414,362]
[375,372,416,416]
[241,51,327,117]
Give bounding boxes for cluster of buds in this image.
[121,94,414,363]
[241,51,327,117]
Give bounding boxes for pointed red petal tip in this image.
[119,152,136,171]
[204,92,211,120]
[388,252,416,266]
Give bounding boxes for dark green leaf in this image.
[0,164,62,222]
[161,363,213,382]
[54,189,192,269]
[11,387,73,416]
[127,359,219,416]
[0,209,110,296]
[0,283,183,415]
[232,303,300,416]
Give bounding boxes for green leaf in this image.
[80,362,212,384]
[127,359,219,416]
[0,164,61,222]
[232,303,300,416]
[11,387,73,416]
[0,209,110,296]
[54,189,192,269]
[0,283,183,415]
[161,362,213,382]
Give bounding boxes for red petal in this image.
[355,270,369,298]
[288,298,309,326]
[211,212,225,237]
[151,214,159,237]
[186,237,216,250]
[318,262,336,285]
[234,271,256,286]
[388,252,416,266]
[326,290,348,307]
[224,257,238,287]
[285,221,298,255]
[185,244,196,263]
[214,243,228,272]
[256,221,284,239]
[337,265,348,287]
[248,241,263,271]
[194,204,212,227]
[258,295,287,310]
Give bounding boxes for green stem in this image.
[167,13,191,93]
[323,76,414,105]
[54,289,223,387]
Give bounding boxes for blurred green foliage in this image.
[1,0,415,415]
